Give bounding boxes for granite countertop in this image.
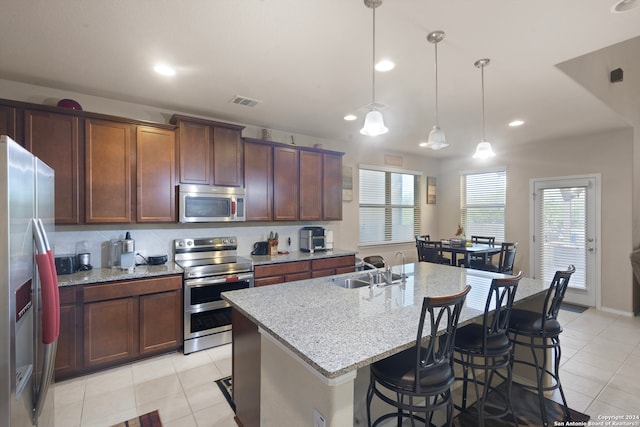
[247,249,357,265]
[222,262,547,380]
[57,263,184,287]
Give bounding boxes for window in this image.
[460,169,506,241]
[359,165,421,245]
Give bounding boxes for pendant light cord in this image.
[481,62,486,140]
[434,41,439,125]
[371,6,376,107]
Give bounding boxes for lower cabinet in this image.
[55,275,182,380]
[254,255,356,286]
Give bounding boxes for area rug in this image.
[560,303,589,313]
[453,382,589,426]
[111,410,162,427]
[215,375,235,412]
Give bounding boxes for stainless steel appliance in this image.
[300,226,326,253]
[178,185,246,223]
[1,135,58,427]
[174,236,253,354]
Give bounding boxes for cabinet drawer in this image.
[84,275,182,302]
[255,276,284,287]
[254,261,310,278]
[285,271,312,282]
[312,255,355,271]
[59,286,77,305]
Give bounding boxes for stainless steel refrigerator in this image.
[1,135,58,427]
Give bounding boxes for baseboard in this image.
[598,306,635,317]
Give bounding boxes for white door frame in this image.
[529,174,601,308]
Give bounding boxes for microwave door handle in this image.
[231,200,236,217]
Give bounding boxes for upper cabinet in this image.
[273,145,299,221]
[171,115,245,187]
[322,152,343,220]
[244,139,273,221]
[85,119,132,223]
[0,105,20,141]
[24,109,82,224]
[299,150,323,221]
[136,126,176,222]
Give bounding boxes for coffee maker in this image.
[75,240,93,271]
[300,226,326,253]
[108,232,136,270]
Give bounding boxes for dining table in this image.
[439,240,501,267]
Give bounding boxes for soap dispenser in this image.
[120,232,135,270]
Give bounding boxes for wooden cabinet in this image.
[66,275,182,375]
[273,146,299,221]
[254,255,355,285]
[244,140,273,221]
[322,152,343,220]
[311,255,356,278]
[171,115,245,187]
[254,261,311,287]
[0,105,19,141]
[299,150,323,221]
[136,126,176,222]
[24,110,82,224]
[55,286,81,380]
[85,118,132,223]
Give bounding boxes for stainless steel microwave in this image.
[178,185,246,223]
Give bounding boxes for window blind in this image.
[359,167,421,245]
[460,170,506,241]
[535,186,587,289]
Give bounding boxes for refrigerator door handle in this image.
[32,218,60,422]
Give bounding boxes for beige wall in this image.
[438,128,634,313]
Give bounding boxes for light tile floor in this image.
[54,307,640,427]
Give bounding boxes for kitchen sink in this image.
[332,272,404,288]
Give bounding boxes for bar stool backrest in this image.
[482,272,523,352]
[414,285,471,393]
[543,265,576,328]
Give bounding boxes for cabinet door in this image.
[0,105,18,141]
[273,146,299,221]
[299,150,323,221]
[136,126,176,222]
[139,289,182,355]
[213,126,244,187]
[85,119,132,223]
[244,141,273,221]
[84,297,136,368]
[177,120,212,185]
[55,287,80,380]
[24,110,81,224]
[322,153,343,220]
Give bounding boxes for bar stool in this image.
[453,272,523,427]
[367,285,471,427]
[508,265,576,427]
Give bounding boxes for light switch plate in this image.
[314,409,326,427]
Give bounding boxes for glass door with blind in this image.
[531,175,599,307]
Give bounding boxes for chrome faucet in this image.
[395,251,406,282]
[362,261,378,287]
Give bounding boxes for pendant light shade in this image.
[361,109,388,136]
[473,58,496,159]
[425,31,448,150]
[360,0,388,136]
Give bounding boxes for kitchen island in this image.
[222,262,549,427]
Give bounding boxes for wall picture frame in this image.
[427,176,437,204]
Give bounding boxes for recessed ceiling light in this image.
[611,0,639,12]
[509,120,524,127]
[375,60,395,72]
[154,64,176,76]
[419,142,428,147]
[344,114,357,121]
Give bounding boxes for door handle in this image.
[588,247,595,252]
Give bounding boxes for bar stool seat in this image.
[370,348,453,393]
[454,323,511,355]
[509,310,561,335]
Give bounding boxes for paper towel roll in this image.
[325,230,334,250]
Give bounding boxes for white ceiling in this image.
[1,0,639,158]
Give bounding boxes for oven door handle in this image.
[185,272,254,287]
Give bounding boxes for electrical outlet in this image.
[314,409,326,427]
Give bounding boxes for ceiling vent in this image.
[229,95,262,107]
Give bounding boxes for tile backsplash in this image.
[53,223,332,268]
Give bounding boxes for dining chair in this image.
[453,272,523,427]
[508,265,576,427]
[416,240,450,265]
[367,285,471,427]
[470,242,517,274]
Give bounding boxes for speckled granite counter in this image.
[247,249,356,265]
[57,263,183,287]
[223,262,546,380]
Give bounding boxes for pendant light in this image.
[360,0,388,136]
[425,31,448,150]
[473,58,496,159]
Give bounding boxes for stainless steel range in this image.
[174,236,254,354]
